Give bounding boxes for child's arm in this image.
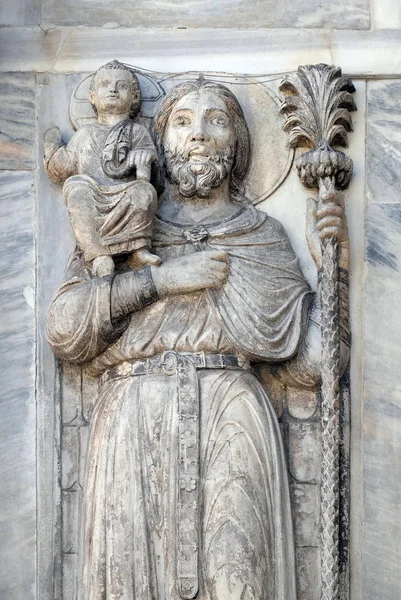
[44,126,79,185]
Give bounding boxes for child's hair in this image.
[89,60,141,120]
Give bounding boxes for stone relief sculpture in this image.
[43,64,354,600]
[44,60,161,278]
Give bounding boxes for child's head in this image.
[89,61,141,120]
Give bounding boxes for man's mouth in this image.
[187,144,213,161]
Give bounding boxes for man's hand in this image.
[151,250,230,298]
[306,191,349,271]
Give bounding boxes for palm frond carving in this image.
[279,64,356,190]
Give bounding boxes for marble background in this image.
[0,73,36,599]
[0,0,401,594]
[362,80,401,600]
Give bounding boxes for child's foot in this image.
[131,247,162,267]
[92,255,115,277]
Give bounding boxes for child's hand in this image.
[44,126,63,157]
[128,148,157,169]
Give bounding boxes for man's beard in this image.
[164,143,235,198]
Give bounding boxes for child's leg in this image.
[64,179,112,262]
[104,181,161,268]
[64,178,115,276]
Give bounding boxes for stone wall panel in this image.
[362,202,401,600]
[41,0,369,29]
[0,171,36,599]
[0,73,36,170]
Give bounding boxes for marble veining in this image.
[367,81,401,205]
[0,73,36,170]
[362,203,401,600]
[40,0,369,29]
[0,0,39,25]
[0,171,36,599]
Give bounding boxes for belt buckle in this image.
[197,351,206,369]
[160,350,178,375]
[217,354,226,369]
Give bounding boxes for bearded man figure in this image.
[46,79,350,600]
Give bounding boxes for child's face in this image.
[90,69,138,117]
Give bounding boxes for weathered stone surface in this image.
[288,421,321,483]
[367,81,401,204]
[287,388,319,420]
[38,69,348,600]
[290,482,320,547]
[41,0,369,29]
[0,73,36,170]
[295,547,320,600]
[0,171,35,599]
[362,203,401,600]
[0,0,39,25]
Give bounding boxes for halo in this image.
[69,70,165,129]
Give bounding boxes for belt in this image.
[100,351,249,599]
[100,351,249,386]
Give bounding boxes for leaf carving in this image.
[279,64,356,190]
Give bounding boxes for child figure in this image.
[44,60,161,277]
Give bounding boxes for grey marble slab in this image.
[371,0,401,29]
[0,171,36,599]
[362,203,401,599]
[3,28,401,77]
[0,0,39,25]
[41,0,369,29]
[0,27,62,73]
[367,81,401,204]
[0,73,36,170]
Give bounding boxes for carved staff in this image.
[279,64,356,600]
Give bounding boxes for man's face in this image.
[163,89,237,198]
[90,69,137,116]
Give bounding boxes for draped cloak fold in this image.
[46,205,313,600]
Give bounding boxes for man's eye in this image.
[173,116,190,127]
[118,82,129,89]
[100,81,109,87]
[210,116,228,127]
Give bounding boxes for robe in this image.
[45,121,158,260]
[47,205,313,600]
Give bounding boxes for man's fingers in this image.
[207,250,229,263]
[318,226,345,241]
[316,216,343,231]
[317,204,344,220]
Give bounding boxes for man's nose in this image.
[190,118,209,142]
[109,82,118,93]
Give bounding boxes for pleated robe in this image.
[47,205,313,600]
